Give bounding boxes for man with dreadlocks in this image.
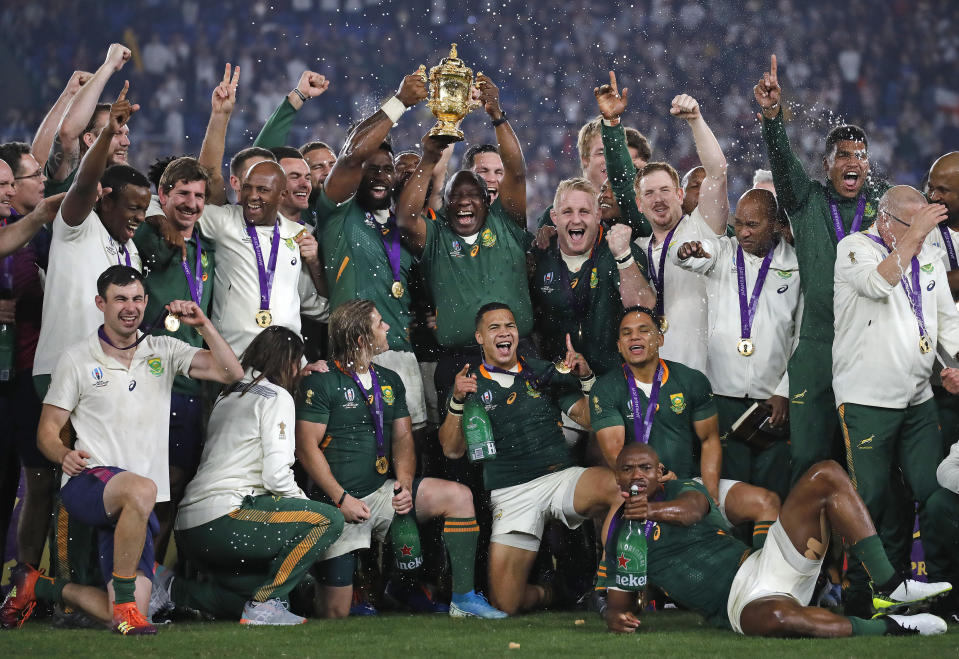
[296,299,505,619]
[437,302,622,616]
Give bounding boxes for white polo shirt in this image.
[34,209,142,376]
[44,331,199,501]
[176,371,304,530]
[672,237,801,399]
[635,208,721,372]
[833,227,959,409]
[194,204,327,355]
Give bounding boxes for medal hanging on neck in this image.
[646,220,682,332]
[622,360,664,445]
[557,227,603,354]
[482,355,554,391]
[864,234,932,354]
[166,234,206,333]
[735,244,775,357]
[938,223,958,271]
[246,221,280,327]
[372,212,405,299]
[337,361,389,474]
[828,194,866,243]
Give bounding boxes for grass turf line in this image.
[0,611,956,657]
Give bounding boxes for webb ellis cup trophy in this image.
[425,43,479,143]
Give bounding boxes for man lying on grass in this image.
[604,443,951,637]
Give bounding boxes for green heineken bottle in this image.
[462,398,497,462]
[389,485,423,573]
[612,485,648,591]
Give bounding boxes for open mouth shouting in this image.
[566,226,589,250]
[841,170,862,193]
[369,184,390,200]
[117,310,140,330]
[494,339,513,360]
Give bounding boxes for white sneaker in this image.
[873,579,953,613]
[149,566,175,619]
[240,599,306,626]
[886,613,948,636]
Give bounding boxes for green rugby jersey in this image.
[762,113,889,345]
[134,222,215,395]
[462,358,583,490]
[316,189,414,353]
[530,235,648,375]
[610,479,750,628]
[601,123,652,238]
[590,360,716,478]
[297,365,409,499]
[421,200,533,348]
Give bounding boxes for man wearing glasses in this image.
[833,185,959,616]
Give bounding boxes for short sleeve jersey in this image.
[316,189,414,352]
[134,222,215,396]
[620,480,750,628]
[463,358,583,490]
[297,365,409,499]
[421,200,534,348]
[590,360,716,479]
[531,236,648,375]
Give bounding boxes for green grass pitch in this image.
[1,611,957,657]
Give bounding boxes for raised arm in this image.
[476,74,526,223]
[0,193,64,258]
[33,71,91,171]
[49,44,130,184]
[754,54,812,214]
[396,134,447,253]
[437,365,476,459]
[60,82,138,226]
[171,299,244,383]
[595,71,651,235]
[671,94,728,234]
[324,70,427,204]
[198,63,240,206]
[253,71,329,149]
[428,143,454,212]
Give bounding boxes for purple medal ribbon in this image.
[372,212,403,287]
[736,244,775,341]
[605,489,665,548]
[558,227,604,319]
[180,233,204,305]
[938,223,958,271]
[117,243,132,267]
[245,221,280,313]
[482,356,554,391]
[97,325,150,350]
[646,221,681,316]
[864,234,928,341]
[623,361,664,446]
[344,364,386,460]
[828,194,866,243]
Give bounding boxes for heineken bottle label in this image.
[611,524,648,591]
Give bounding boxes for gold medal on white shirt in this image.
[737,338,755,357]
[256,309,273,328]
[919,336,932,354]
[164,314,181,333]
[391,281,405,298]
[375,456,389,475]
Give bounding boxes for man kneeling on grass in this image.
[604,443,951,637]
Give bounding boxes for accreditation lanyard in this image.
[646,220,681,316]
[736,244,775,341]
[245,221,280,313]
[828,194,866,243]
[623,360,664,446]
[863,234,929,345]
[180,233,204,305]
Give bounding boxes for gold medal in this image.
[256,309,273,328]
[919,336,932,354]
[659,316,669,333]
[554,360,572,374]
[375,456,389,475]
[391,281,405,298]
[737,338,755,357]
[164,314,181,332]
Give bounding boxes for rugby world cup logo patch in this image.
[482,390,493,405]
[345,389,355,403]
[92,367,107,387]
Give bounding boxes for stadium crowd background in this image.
[2,0,956,222]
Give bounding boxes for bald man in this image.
[672,189,801,500]
[925,152,959,298]
[156,160,327,354]
[833,185,959,610]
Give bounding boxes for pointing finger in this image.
[608,70,618,93]
[566,333,574,353]
[116,79,129,102]
[770,54,778,82]
[458,363,471,376]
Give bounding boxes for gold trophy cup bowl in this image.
[426,43,478,143]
